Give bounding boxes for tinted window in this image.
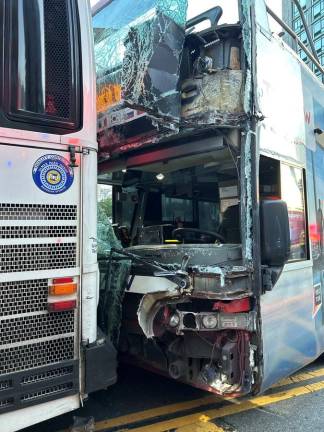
[162,196,193,223]
[2,0,81,132]
[198,201,219,232]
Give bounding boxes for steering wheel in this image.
[172,228,225,244]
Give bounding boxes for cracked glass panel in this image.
[97,185,131,344]
[93,0,188,120]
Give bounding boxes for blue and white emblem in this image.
[32,154,74,194]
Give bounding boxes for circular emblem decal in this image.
[32,154,74,194]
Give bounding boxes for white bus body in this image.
[0,1,116,431]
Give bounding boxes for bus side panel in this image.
[252,2,322,391]
[260,265,316,391]
[303,68,324,359]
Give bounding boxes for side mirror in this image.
[260,200,290,267]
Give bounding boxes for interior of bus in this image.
[109,146,240,249]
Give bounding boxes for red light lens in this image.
[48,300,76,312]
[52,277,74,285]
[212,298,251,313]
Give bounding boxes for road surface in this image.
[23,357,324,432]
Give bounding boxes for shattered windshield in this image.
[93,1,173,74]
[93,0,188,118]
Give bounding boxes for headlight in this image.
[202,314,217,329]
[169,313,180,328]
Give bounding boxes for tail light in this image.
[48,300,76,312]
[48,277,77,312]
[49,281,77,296]
[213,298,251,313]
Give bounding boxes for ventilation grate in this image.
[21,366,73,385]
[0,337,74,375]
[0,311,75,345]
[44,0,72,119]
[0,397,14,409]
[0,204,77,221]
[0,226,77,239]
[0,243,77,273]
[0,279,48,317]
[21,382,73,402]
[0,379,12,391]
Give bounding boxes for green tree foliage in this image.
[98,196,112,221]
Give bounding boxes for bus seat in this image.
[218,204,241,243]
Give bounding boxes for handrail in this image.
[266,5,324,78]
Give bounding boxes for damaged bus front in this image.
[93,0,323,396]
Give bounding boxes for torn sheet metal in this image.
[192,265,251,299]
[241,1,253,115]
[181,70,246,127]
[136,264,252,338]
[137,290,182,338]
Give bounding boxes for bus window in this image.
[3,0,81,132]
[198,201,220,232]
[259,156,308,262]
[162,197,193,224]
[281,164,308,262]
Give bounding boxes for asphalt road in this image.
[23,357,324,432]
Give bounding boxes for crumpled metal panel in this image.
[181,71,246,127]
[137,290,181,338]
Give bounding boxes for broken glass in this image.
[98,207,131,344]
[94,0,188,117]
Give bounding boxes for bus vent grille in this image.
[0,204,77,220]
[21,366,73,385]
[0,337,74,375]
[21,382,74,402]
[0,225,77,239]
[45,0,72,119]
[0,243,77,273]
[0,279,48,317]
[0,397,13,409]
[0,311,74,345]
[0,379,12,391]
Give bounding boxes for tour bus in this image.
[0,1,117,431]
[94,0,324,396]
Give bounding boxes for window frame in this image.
[0,0,82,134]
[313,1,324,20]
[280,162,309,263]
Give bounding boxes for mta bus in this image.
[94,0,324,396]
[0,1,116,431]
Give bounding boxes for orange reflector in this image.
[48,300,76,312]
[49,283,77,296]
